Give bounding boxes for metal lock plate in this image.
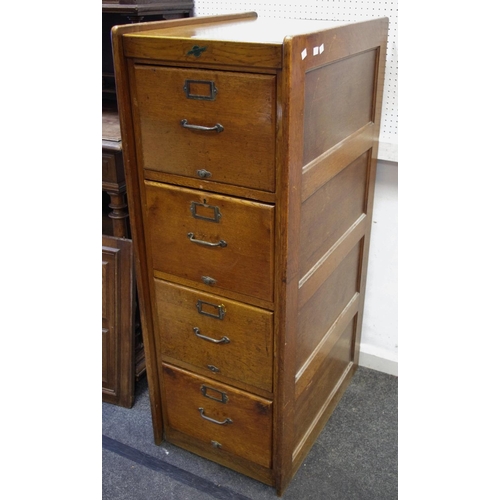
[190,200,221,223]
[183,79,218,101]
[201,385,228,404]
[196,300,226,320]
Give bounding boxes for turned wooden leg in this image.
[106,190,129,238]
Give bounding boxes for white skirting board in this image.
[377,141,398,163]
[359,343,398,376]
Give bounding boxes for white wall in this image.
[360,160,398,375]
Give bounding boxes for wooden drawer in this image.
[145,181,274,302]
[132,65,276,192]
[162,364,273,468]
[154,279,273,392]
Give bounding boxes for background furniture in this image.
[103,1,195,98]
[112,12,388,493]
[102,0,194,407]
[102,109,145,408]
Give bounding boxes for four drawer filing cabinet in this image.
[112,12,388,495]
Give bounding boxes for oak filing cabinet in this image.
[112,12,388,495]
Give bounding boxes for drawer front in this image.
[132,65,276,192]
[155,279,273,392]
[162,364,272,468]
[145,181,274,302]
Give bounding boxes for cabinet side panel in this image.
[294,42,382,468]
[299,151,369,278]
[294,318,355,445]
[296,241,362,372]
[302,50,377,166]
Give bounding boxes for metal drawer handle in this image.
[193,327,230,344]
[187,232,227,248]
[198,408,232,425]
[181,119,224,133]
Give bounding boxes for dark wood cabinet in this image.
[102,1,194,407]
[112,12,388,493]
[102,112,145,408]
[103,1,194,98]
[102,235,137,407]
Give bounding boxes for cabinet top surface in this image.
[124,15,353,45]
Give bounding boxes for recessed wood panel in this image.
[294,318,355,446]
[296,241,361,371]
[102,261,110,320]
[102,253,117,391]
[299,151,369,278]
[303,49,377,166]
[102,237,135,407]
